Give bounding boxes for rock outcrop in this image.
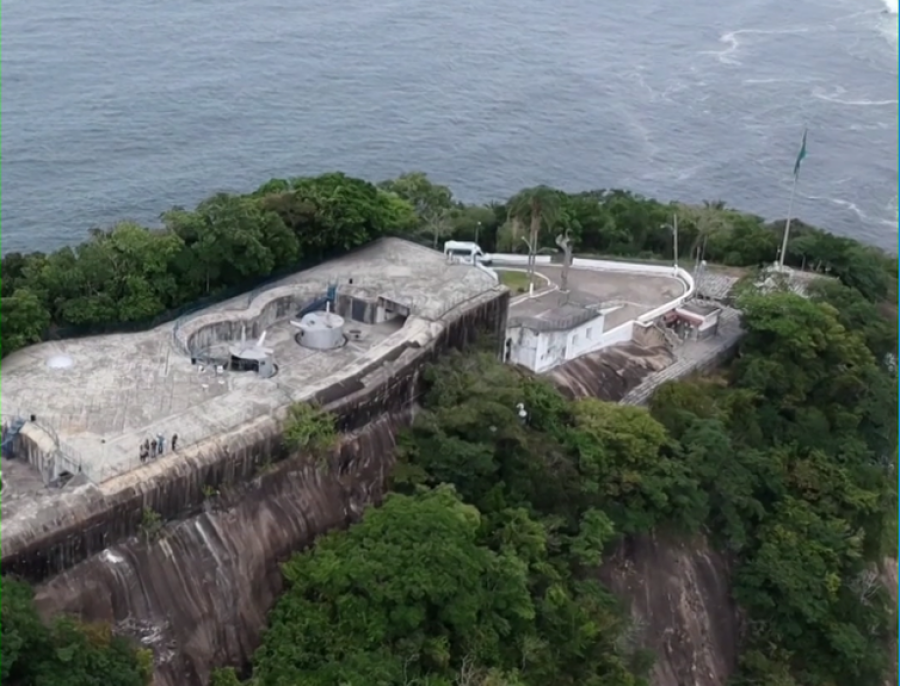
[546,343,674,401]
[600,534,740,686]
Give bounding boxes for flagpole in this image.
[778,173,798,271]
[778,127,807,271]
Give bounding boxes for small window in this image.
[586,327,593,339]
[572,333,579,345]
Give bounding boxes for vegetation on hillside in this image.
[2,171,895,358]
[226,263,896,685]
[2,170,896,686]
[0,577,152,685]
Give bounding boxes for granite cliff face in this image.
[32,346,742,686]
[34,415,402,686]
[600,534,740,686]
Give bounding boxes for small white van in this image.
[443,240,492,266]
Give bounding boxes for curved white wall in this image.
[492,254,695,319]
[494,255,696,372]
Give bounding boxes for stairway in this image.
[655,323,682,349]
[2,417,26,458]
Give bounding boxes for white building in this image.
[504,290,636,373]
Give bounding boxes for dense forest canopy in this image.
[2,171,895,357]
[1,171,896,686]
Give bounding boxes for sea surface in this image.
[1,0,897,254]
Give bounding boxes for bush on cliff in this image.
[0,577,152,686]
[3,171,894,359]
[243,274,896,686]
[282,401,338,456]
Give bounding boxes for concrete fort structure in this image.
[0,239,701,583]
[0,238,508,580]
[494,255,696,373]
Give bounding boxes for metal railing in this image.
[507,308,598,333]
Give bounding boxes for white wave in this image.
[700,27,814,65]
[812,85,898,106]
[883,0,897,15]
[809,194,899,229]
[743,76,824,85]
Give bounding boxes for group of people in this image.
[139,432,179,463]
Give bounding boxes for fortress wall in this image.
[185,291,309,353]
[1,289,509,584]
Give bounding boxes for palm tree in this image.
[507,186,562,285]
[678,201,730,269]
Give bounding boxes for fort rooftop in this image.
[0,239,502,493]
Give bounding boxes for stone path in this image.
[620,307,743,405]
[695,272,740,302]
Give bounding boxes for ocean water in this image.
[1,0,897,254]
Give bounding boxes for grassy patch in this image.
[497,270,531,293]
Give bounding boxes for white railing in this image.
[490,254,694,295]
[492,254,696,323]
[490,254,553,267]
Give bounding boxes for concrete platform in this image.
[0,239,501,489]
[510,265,686,331]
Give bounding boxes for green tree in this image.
[1,577,150,686]
[208,666,243,686]
[164,193,286,294]
[286,172,408,251]
[507,186,564,278]
[1,288,51,356]
[599,190,669,255]
[379,172,455,247]
[735,290,897,461]
[677,418,766,551]
[648,286,897,686]
[734,496,890,686]
[568,399,705,534]
[676,201,733,265]
[251,487,536,686]
[806,278,898,360]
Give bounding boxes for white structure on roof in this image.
[229,329,277,378]
[293,311,346,351]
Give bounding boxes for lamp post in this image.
[521,236,537,291]
[661,214,679,270]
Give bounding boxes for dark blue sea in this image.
[1,0,897,254]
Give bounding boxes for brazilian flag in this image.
[793,128,808,178]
